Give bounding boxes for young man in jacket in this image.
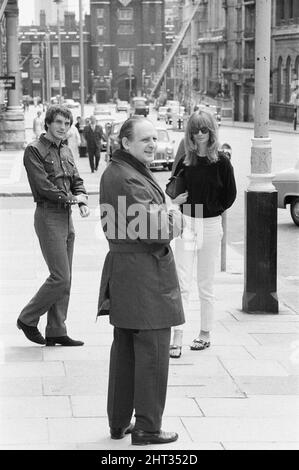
[17,105,90,347]
[98,116,185,445]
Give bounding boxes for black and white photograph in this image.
[0,0,299,457]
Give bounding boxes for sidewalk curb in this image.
[221,120,298,134]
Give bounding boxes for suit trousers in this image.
[18,205,75,337]
[87,147,101,172]
[108,327,171,432]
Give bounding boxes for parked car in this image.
[107,120,126,159]
[116,100,130,112]
[273,157,299,226]
[93,104,112,116]
[131,97,149,117]
[149,127,175,171]
[198,103,221,125]
[157,106,168,121]
[64,98,79,108]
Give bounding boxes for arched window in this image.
[285,56,292,102]
[277,56,283,102]
[295,56,299,81]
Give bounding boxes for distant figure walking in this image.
[66,123,81,160]
[83,115,105,173]
[33,110,44,139]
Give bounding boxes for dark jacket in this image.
[83,124,104,151]
[97,148,185,330]
[23,134,86,205]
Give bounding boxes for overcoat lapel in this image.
[112,149,165,202]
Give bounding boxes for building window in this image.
[97,8,104,18]
[117,24,134,35]
[97,25,104,35]
[150,25,155,34]
[285,56,292,102]
[119,49,134,66]
[98,57,104,67]
[32,44,39,57]
[51,63,65,83]
[52,45,58,58]
[71,45,79,57]
[150,58,156,67]
[277,56,283,102]
[72,64,80,82]
[118,8,133,20]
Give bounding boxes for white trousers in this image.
[173,215,223,333]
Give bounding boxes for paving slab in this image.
[0,396,72,418]
[223,441,299,450]
[181,416,299,442]
[0,361,65,378]
[0,418,48,446]
[196,396,299,417]
[43,375,107,396]
[220,358,289,377]
[166,376,245,398]
[235,376,299,395]
[0,377,42,396]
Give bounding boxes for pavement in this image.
[0,112,299,451]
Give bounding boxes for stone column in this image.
[0,6,25,149]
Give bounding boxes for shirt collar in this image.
[40,133,67,149]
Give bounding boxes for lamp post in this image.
[53,0,63,104]
[79,0,84,119]
[242,0,278,314]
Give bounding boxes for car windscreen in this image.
[157,130,169,142]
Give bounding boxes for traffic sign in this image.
[0,76,16,90]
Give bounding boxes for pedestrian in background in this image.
[98,116,184,445]
[17,105,90,347]
[66,123,81,161]
[33,110,44,139]
[168,110,237,358]
[83,115,106,173]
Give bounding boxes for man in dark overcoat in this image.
[83,115,105,172]
[97,117,185,446]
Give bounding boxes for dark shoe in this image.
[46,335,84,347]
[110,423,134,440]
[132,429,178,446]
[17,319,45,345]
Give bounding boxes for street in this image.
[23,103,299,286]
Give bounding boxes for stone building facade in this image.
[270,0,299,122]
[89,0,165,102]
[19,11,90,102]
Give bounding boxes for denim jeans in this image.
[19,205,75,337]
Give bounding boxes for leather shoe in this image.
[110,423,134,440]
[46,335,84,346]
[132,429,178,446]
[17,319,45,345]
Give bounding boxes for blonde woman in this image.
[169,110,237,358]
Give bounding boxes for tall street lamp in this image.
[53,0,63,104]
[242,0,279,314]
[79,0,84,120]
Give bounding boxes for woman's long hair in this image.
[184,110,219,165]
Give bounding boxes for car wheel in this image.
[290,197,299,226]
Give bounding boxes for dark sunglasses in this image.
[194,126,209,134]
